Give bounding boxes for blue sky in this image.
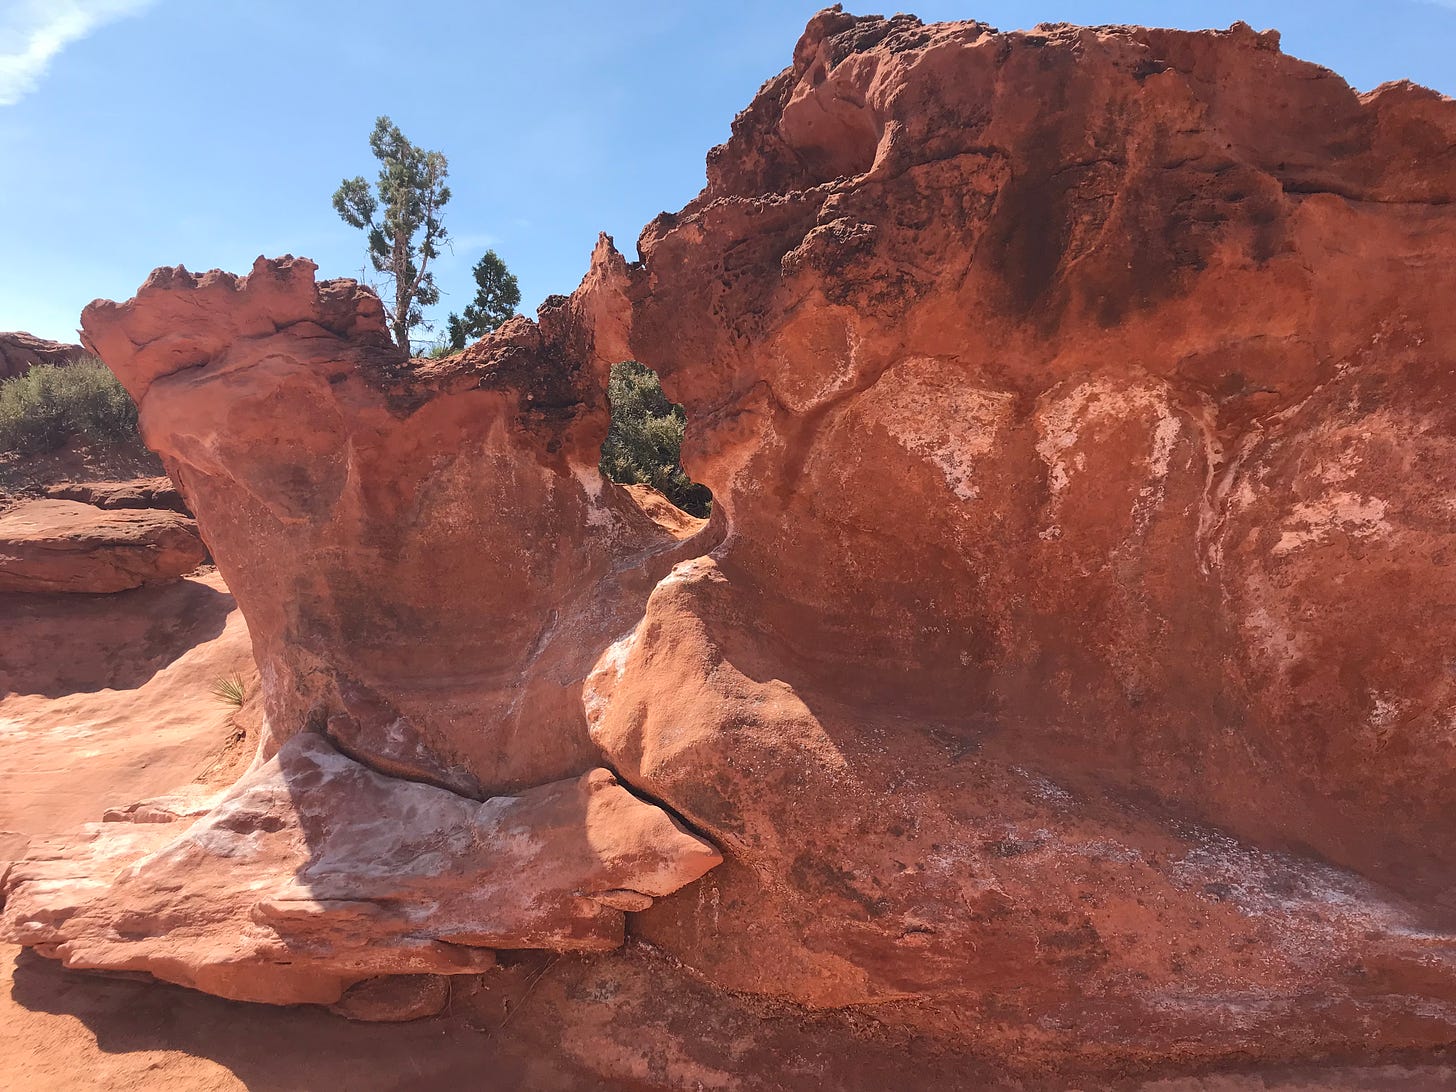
[2,0,1453,346]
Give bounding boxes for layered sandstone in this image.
[0,498,205,593]
[3,734,719,1006]
[0,332,85,381]
[44,477,190,513]
[2,257,725,1007]
[6,6,1456,1082]
[76,251,713,795]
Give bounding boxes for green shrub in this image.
[209,674,246,708]
[599,361,711,517]
[0,356,142,456]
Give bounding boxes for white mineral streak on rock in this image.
[863,357,1015,502]
[0,733,720,1008]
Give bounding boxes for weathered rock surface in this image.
[79,252,722,796]
[6,6,1456,1085]
[573,14,1456,1064]
[0,331,85,381]
[0,498,205,593]
[0,733,719,1005]
[43,477,190,514]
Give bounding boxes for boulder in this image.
[0,499,205,593]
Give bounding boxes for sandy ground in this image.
[0,952,508,1091]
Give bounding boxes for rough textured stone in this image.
[79,251,718,796]
[570,14,1456,1063]
[44,477,190,514]
[5,7,1455,1079]
[0,332,85,381]
[327,974,452,1023]
[0,499,205,593]
[0,734,720,1006]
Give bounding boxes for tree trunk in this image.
[392,227,411,354]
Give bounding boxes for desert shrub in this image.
[599,361,712,517]
[0,356,141,456]
[209,674,246,708]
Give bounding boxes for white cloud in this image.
[0,0,159,107]
[450,231,501,252]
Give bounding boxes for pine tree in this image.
[446,250,521,350]
[332,116,450,353]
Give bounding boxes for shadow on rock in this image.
[5,948,535,1091]
[0,577,233,698]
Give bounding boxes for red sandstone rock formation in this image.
[3,735,718,1006]
[4,258,725,1008]
[0,332,85,381]
[0,498,205,593]
[7,6,1456,1081]
[74,250,720,794]
[43,477,190,514]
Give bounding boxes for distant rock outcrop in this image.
[0,332,86,381]
[7,7,1456,1083]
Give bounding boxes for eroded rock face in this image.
[570,12,1456,1065]
[0,332,85,380]
[0,499,205,593]
[80,250,702,796]
[5,252,724,1016]
[571,13,1456,1063]
[8,6,1456,1077]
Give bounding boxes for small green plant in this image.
[599,361,711,517]
[0,356,142,456]
[209,674,246,708]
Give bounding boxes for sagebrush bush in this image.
[599,361,712,517]
[0,356,142,455]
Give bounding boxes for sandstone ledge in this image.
[0,499,205,593]
[0,734,720,1008]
